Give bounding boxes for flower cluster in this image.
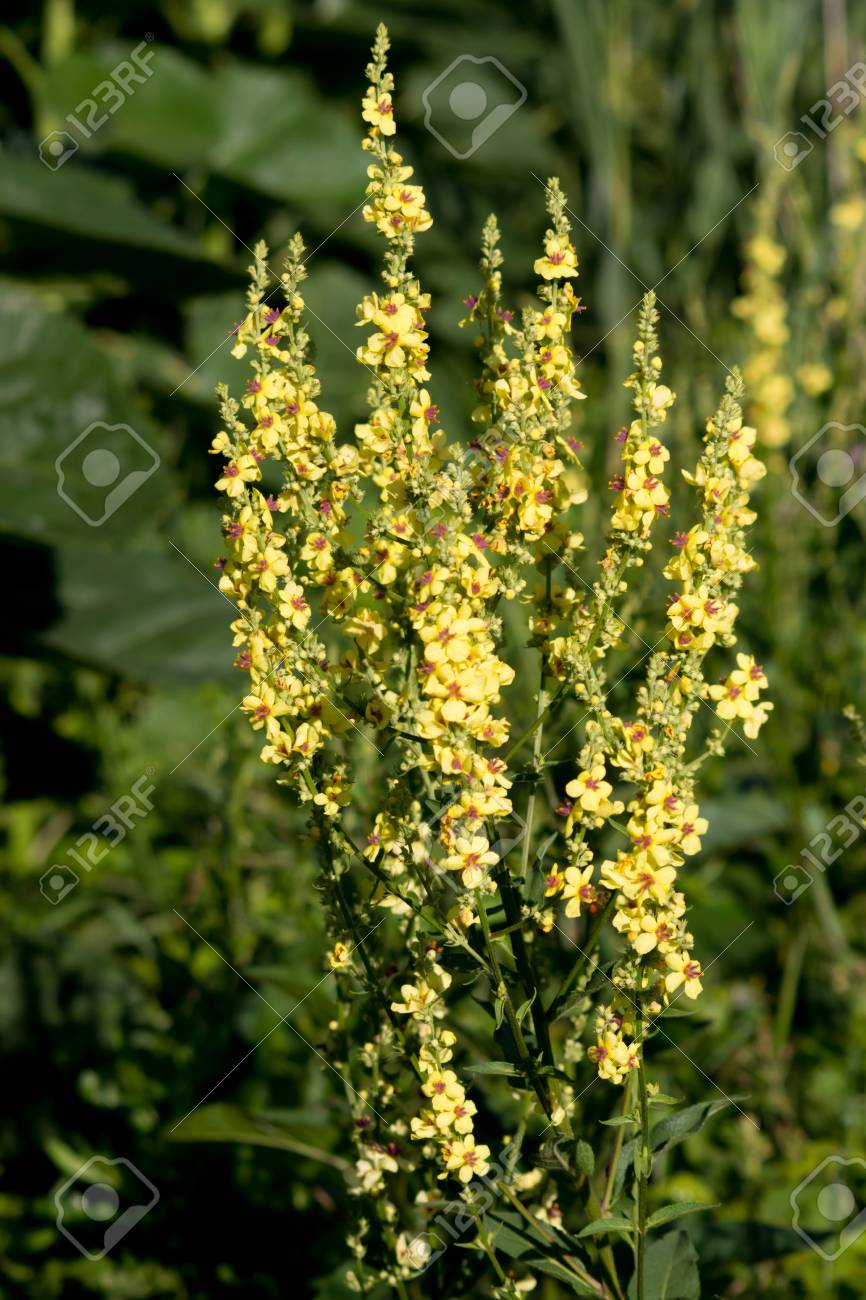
[211,24,770,1286]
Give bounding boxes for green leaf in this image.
[0,282,174,547]
[575,1139,595,1177]
[208,63,365,208]
[520,1256,600,1294]
[615,1097,739,1199]
[650,1098,739,1156]
[481,1209,548,1258]
[464,1060,520,1076]
[646,1202,717,1229]
[577,1214,636,1238]
[39,45,219,170]
[0,157,211,261]
[700,791,789,853]
[44,541,232,687]
[601,1115,638,1128]
[38,48,365,210]
[550,986,591,1022]
[515,990,536,1026]
[689,1218,834,1269]
[167,1103,348,1169]
[627,1230,700,1300]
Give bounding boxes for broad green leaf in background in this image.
[43,541,232,686]
[627,1230,701,1300]
[167,1103,348,1169]
[0,157,215,262]
[646,1202,717,1230]
[0,281,175,547]
[38,46,365,210]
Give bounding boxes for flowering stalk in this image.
[210,23,769,1294]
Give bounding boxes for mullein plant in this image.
[211,25,770,1298]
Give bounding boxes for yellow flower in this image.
[543,866,564,898]
[435,1097,477,1134]
[422,1069,464,1109]
[445,1135,491,1182]
[632,437,670,475]
[216,455,260,497]
[327,942,351,970]
[565,758,622,822]
[361,85,396,135]
[534,236,578,280]
[562,864,597,918]
[242,686,291,740]
[589,1031,639,1084]
[441,836,499,888]
[665,950,703,999]
[629,910,679,956]
[278,581,312,630]
[391,968,452,1018]
[301,532,334,572]
[675,804,708,856]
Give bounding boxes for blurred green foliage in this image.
[2,0,866,1295]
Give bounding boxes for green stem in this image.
[469,1202,511,1286]
[504,684,567,764]
[497,1182,608,1297]
[635,1022,651,1300]
[497,660,559,1080]
[547,894,617,1016]
[774,925,808,1051]
[601,1075,634,1214]
[477,891,553,1119]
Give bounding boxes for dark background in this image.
[2,0,866,1295]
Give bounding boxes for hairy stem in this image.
[477,891,553,1118]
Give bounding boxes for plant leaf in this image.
[627,1229,701,1299]
[464,1060,520,1076]
[646,1202,717,1229]
[167,1103,347,1169]
[578,1214,636,1237]
[521,1256,600,1294]
[650,1097,739,1156]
